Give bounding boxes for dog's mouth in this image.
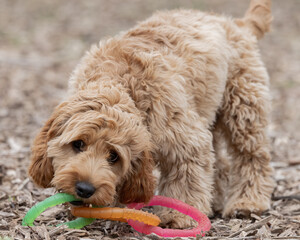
[69,200,111,208]
[57,187,114,207]
[69,200,85,206]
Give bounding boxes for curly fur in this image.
[29,0,274,228]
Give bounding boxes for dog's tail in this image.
[236,0,272,39]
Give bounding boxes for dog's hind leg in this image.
[221,56,274,218]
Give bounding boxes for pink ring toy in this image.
[127,195,211,238]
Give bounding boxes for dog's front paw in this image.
[223,196,270,218]
[155,207,196,229]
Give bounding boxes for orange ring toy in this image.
[71,207,160,226]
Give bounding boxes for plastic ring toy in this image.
[71,206,160,226]
[22,193,95,229]
[127,195,211,237]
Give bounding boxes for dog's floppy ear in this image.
[28,114,58,188]
[119,151,156,204]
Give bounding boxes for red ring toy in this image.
[127,195,211,237]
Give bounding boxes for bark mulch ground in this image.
[1,0,299,239]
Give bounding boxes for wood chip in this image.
[0,211,16,217]
[228,216,273,238]
[48,225,67,237]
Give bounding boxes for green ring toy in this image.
[22,193,95,229]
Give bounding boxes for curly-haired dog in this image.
[29,0,274,228]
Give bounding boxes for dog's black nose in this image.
[75,181,95,198]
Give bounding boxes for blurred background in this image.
[0,0,299,239]
[1,0,300,161]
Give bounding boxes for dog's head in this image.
[28,90,155,205]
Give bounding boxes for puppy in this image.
[29,0,274,228]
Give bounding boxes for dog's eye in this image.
[72,140,85,152]
[107,150,119,164]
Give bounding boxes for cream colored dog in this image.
[29,0,274,228]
